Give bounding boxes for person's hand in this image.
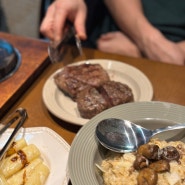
[40,0,87,42]
[97,31,142,57]
[138,28,185,66]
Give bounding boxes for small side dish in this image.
[0,138,50,185]
[42,59,153,125]
[100,138,185,185]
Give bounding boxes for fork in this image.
[0,108,27,160]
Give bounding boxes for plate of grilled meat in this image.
[42,59,153,125]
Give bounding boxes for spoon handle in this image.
[152,123,185,136]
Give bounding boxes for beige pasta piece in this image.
[0,174,9,185]
[6,138,27,156]
[7,159,49,185]
[1,144,40,178]
[24,163,50,185]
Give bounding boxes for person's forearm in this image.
[104,0,185,65]
[177,41,185,63]
[178,41,185,52]
[103,0,157,49]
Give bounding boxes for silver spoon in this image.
[95,118,185,153]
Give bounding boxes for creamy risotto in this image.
[101,139,185,185]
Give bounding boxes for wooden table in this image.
[1,32,185,146]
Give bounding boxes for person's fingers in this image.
[40,1,69,41]
[74,6,87,40]
[40,0,87,42]
[98,32,115,40]
[40,5,55,40]
[52,9,68,41]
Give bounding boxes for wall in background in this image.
[0,0,42,38]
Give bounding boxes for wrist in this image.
[135,23,163,54]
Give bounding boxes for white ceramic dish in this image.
[42,59,153,125]
[0,127,70,185]
[68,101,185,185]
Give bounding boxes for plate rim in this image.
[68,101,185,185]
[42,59,153,126]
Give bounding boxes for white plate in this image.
[0,127,70,185]
[68,101,185,185]
[42,59,153,125]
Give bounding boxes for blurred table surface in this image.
[1,31,185,145]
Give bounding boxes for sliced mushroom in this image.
[149,160,170,173]
[137,144,160,160]
[161,146,180,161]
[137,168,158,185]
[134,154,149,170]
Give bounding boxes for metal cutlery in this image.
[0,108,27,160]
[48,22,83,63]
[96,118,185,153]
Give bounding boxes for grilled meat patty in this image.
[54,63,134,119]
[76,86,109,119]
[99,81,134,106]
[76,81,134,119]
[54,63,110,99]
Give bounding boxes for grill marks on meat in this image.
[54,73,89,99]
[54,63,134,119]
[76,81,134,119]
[54,63,110,99]
[100,81,134,106]
[76,86,109,119]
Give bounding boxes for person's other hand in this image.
[97,31,142,57]
[40,0,87,42]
